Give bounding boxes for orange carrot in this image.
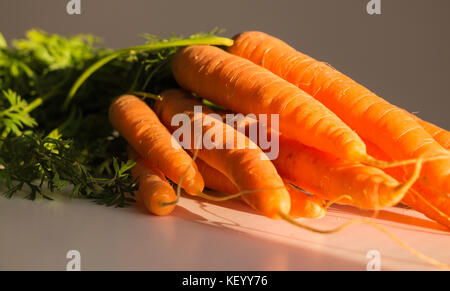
[229,31,450,194]
[285,183,326,219]
[109,95,204,195]
[197,156,325,219]
[274,134,422,210]
[154,89,290,219]
[127,147,176,216]
[402,184,450,229]
[366,140,450,228]
[195,157,240,195]
[412,116,450,150]
[171,45,374,164]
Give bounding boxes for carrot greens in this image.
[0,29,232,206]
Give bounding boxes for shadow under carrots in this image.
[165,192,445,269]
[178,188,449,233]
[131,188,449,234]
[126,188,449,269]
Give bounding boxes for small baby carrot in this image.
[128,147,176,216]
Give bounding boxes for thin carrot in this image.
[154,89,290,219]
[127,147,176,216]
[109,94,204,195]
[229,31,450,195]
[197,156,326,219]
[366,140,450,228]
[171,45,377,165]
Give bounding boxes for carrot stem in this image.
[131,91,163,101]
[64,36,234,109]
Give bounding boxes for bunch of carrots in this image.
[108,32,450,237]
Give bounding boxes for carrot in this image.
[366,140,450,228]
[285,183,326,219]
[127,147,177,216]
[171,45,376,165]
[402,184,450,229]
[274,134,422,210]
[195,157,240,195]
[153,89,290,219]
[228,31,450,195]
[412,116,450,150]
[109,95,204,196]
[197,156,325,219]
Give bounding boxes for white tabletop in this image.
[1,192,449,271]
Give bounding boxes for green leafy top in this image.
[13,29,99,71]
[0,90,37,136]
[0,29,232,207]
[0,131,137,206]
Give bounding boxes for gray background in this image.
[1,0,449,128]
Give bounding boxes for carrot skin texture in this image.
[109,95,204,195]
[275,135,415,209]
[229,31,450,194]
[171,45,368,163]
[154,89,290,219]
[130,159,177,216]
[413,116,450,150]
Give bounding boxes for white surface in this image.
[0,193,449,271]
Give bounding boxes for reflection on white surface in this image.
[0,192,449,270]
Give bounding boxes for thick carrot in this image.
[154,89,290,219]
[275,134,422,210]
[171,45,373,164]
[229,31,450,194]
[197,156,325,219]
[109,95,204,195]
[366,140,450,228]
[128,147,176,216]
